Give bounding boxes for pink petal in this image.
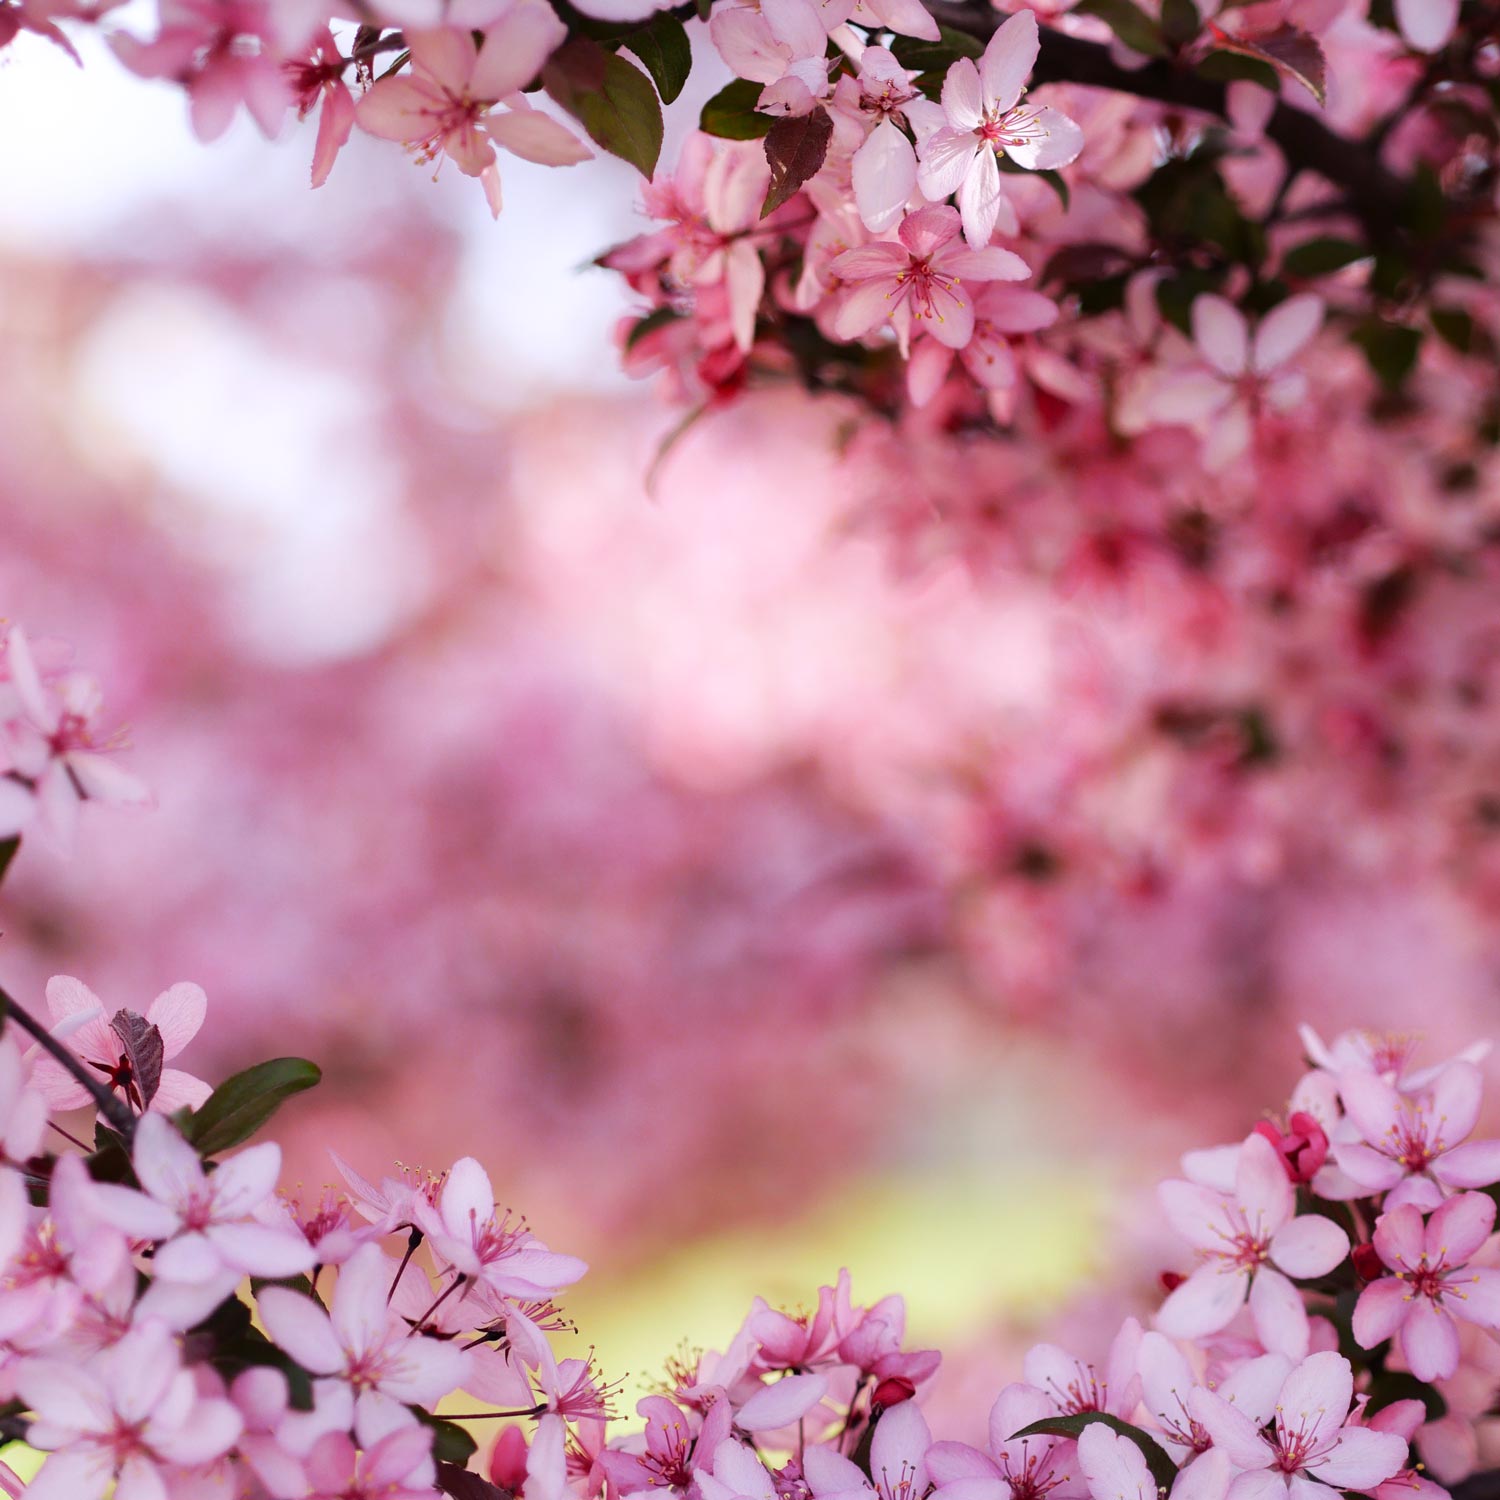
[154,1230,225,1282]
[152,1068,213,1112]
[708,7,786,85]
[979,9,1038,114]
[207,1221,317,1278]
[1400,1299,1460,1382]
[1395,0,1458,50]
[471,1,567,99]
[1426,1192,1495,1263]
[1269,1214,1348,1278]
[486,108,592,166]
[1192,295,1249,378]
[1078,1422,1152,1500]
[1188,1389,1272,1471]
[145,982,206,1058]
[210,1141,282,1218]
[762,0,825,60]
[1003,106,1083,170]
[1451,1266,1500,1330]
[1156,1264,1249,1338]
[871,1400,931,1482]
[355,76,447,143]
[853,120,918,234]
[1430,1062,1483,1149]
[1159,1180,1233,1252]
[1314,1429,1409,1489]
[441,1156,495,1231]
[1218,1353,1291,1429]
[1176,1448,1232,1500]
[834,278,901,341]
[259,1287,346,1375]
[940,57,983,130]
[1275,1352,1352,1450]
[957,148,1002,250]
[1374,1203,1426,1270]
[917,126,980,199]
[738,1372,829,1431]
[311,82,356,187]
[946,246,1029,281]
[1352,1279,1411,1349]
[1250,294,1322,373]
[1249,1268,1310,1361]
[924,282,976,349]
[1432,1138,1500,1189]
[725,239,765,356]
[133,1111,205,1208]
[867,0,939,41]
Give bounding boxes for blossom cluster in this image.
[3,0,1493,432]
[4,634,1500,1500]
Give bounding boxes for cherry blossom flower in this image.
[27,975,211,1116]
[258,1242,469,1447]
[708,0,831,117]
[915,11,1083,248]
[416,1156,588,1296]
[0,1033,47,1167]
[698,1439,780,1500]
[1136,1333,1289,1465]
[927,1382,1083,1500]
[599,1394,732,1497]
[840,47,943,233]
[1352,1193,1500,1380]
[303,1424,438,1500]
[18,1320,243,1500]
[356,15,591,218]
[804,1398,932,1500]
[1157,1132,1350,1358]
[111,0,294,142]
[1,626,148,850]
[1189,1351,1408,1500]
[285,28,355,187]
[831,204,1031,355]
[88,1111,316,1283]
[1079,1421,1232,1500]
[1024,1319,1142,1420]
[1336,1061,1500,1211]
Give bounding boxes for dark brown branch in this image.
[926,5,1408,246]
[0,984,136,1139]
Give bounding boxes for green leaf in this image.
[1431,307,1475,353]
[700,77,773,139]
[186,1058,323,1157]
[625,306,683,352]
[1282,236,1366,278]
[544,38,663,178]
[414,1412,478,1465]
[1195,49,1280,89]
[1208,23,1326,104]
[888,24,985,70]
[1160,0,1201,46]
[1073,0,1166,57]
[762,106,834,215]
[1351,319,1421,391]
[437,1465,511,1500]
[1011,1415,1178,1494]
[623,13,692,104]
[0,837,18,889]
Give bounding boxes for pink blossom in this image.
[111,0,294,143]
[841,48,943,233]
[303,1424,438,1500]
[0,1034,47,1166]
[697,1439,780,1500]
[1137,1333,1289,1465]
[708,0,831,116]
[1,626,148,851]
[906,281,1058,403]
[258,1242,469,1448]
[1336,1060,1500,1210]
[27,974,211,1116]
[599,1394,732,1497]
[1158,1132,1349,1358]
[831,204,1031,355]
[1351,1193,1500,1380]
[416,1156,586,1296]
[1190,1351,1408,1500]
[330,1151,445,1234]
[88,1111,316,1283]
[927,1382,1083,1500]
[805,1399,932,1500]
[285,28,355,187]
[18,1319,243,1500]
[356,16,591,218]
[915,11,1083,248]
[1079,1422,1232,1500]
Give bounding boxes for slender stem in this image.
[435,1405,549,1420]
[388,1225,424,1304]
[0,984,135,1139]
[410,1272,467,1332]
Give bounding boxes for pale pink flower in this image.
[906,281,1058,403]
[89,1111,316,1283]
[1298,1025,1490,1091]
[1024,1319,1142,1419]
[1079,1422,1232,1500]
[1359,1400,1451,1500]
[27,975,211,1116]
[599,1394,732,1497]
[927,1382,1085,1500]
[1352,1193,1500,1380]
[303,1425,437,1500]
[823,0,939,41]
[843,48,943,233]
[1158,1132,1350,1358]
[697,1439,780,1500]
[1,626,148,850]
[111,0,293,143]
[805,1398,932,1500]
[1190,1352,1408,1500]
[1336,1060,1500,1210]
[285,28,355,187]
[258,1242,469,1447]
[830,204,1031,355]
[415,1155,587,1296]
[1396,0,1458,52]
[356,15,591,218]
[1137,1332,1289,1465]
[231,1366,311,1500]
[708,0,830,116]
[18,1320,243,1500]
[330,1151,446,1234]
[915,11,1083,249]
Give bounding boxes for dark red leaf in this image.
[762,107,833,217]
[109,1009,164,1110]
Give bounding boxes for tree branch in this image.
[924,5,1408,246]
[0,984,137,1140]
